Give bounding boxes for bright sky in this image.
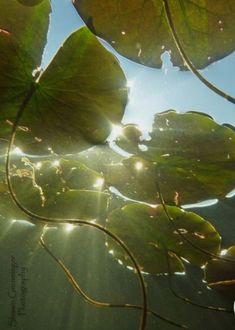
[42,0,235,136]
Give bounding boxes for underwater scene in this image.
[0,0,235,329]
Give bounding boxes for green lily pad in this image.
[115,124,142,154]
[0,0,51,139]
[0,192,31,222]
[104,156,158,204]
[0,3,127,154]
[73,0,235,69]
[18,27,127,153]
[9,157,109,221]
[52,189,109,221]
[106,204,220,275]
[76,144,125,173]
[145,111,235,162]
[109,111,235,205]
[59,159,105,191]
[204,246,235,290]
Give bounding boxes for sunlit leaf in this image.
[52,189,109,221]
[0,5,127,153]
[106,204,220,275]
[76,144,125,173]
[73,0,235,69]
[9,158,109,221]
[204,246,235,290]
[17,27,127,153]
[109,111,235,205]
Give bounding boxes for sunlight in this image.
[220,249,228,256]
[52,160,60,167]
[135,161,143,171]
[65,224,75,232]
[110,124,123,139]
[93,178,104,189]
[225,188,235,198]
[35,162,42,170]
[182,199,218,209]
[12,147,24,156]
[126,80,134,88]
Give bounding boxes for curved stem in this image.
[164,247,233,313]
[162,0,235,104]
[40,235,189,329]
[5,85,147,330]
[155,179,235,264]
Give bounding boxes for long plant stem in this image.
[162,0,235,104]
[155,179,235,264]
[163,247,233,313]
[5,84,149,329]
[40,235,189,329]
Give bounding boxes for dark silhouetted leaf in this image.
[204,246,235,290]
[0,0,51,138]
[106,204,220,275]
[73,0,235,69]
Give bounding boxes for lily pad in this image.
[76,144,125,173]
[73,0,235,69]
[9,158,110,221]
[18,27,127,154]
[109,111,235,205]
[204,246,235,290]
[106,204,221,275]
[0,3,127,154]
[0,0,51,138]
[0,192,31,222]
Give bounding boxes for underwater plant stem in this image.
[162,0,235,104]
[155,179,235,264]
[5,85,147,330]
[40,236,189,329]
[164,247,233,313]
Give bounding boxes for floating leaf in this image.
[106,204,220,275]
[204,246,235,290]
[109,111,235,205]
[0,192,30,222]
[19,27,127,153]
[9,158,109,221]
[52,189,109,221]
[0,5,127,153]
[76,144,125,173]
[59,159,105,191]
[104,156,158,204]
[0,0,51,138]
[73,0,235,69]
[115,124,142,154]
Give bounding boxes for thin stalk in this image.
[155,179,235,263]
[164,247,233,313]
[162,0,235,104]
[5,84,148,330]
[40,235,189,329]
